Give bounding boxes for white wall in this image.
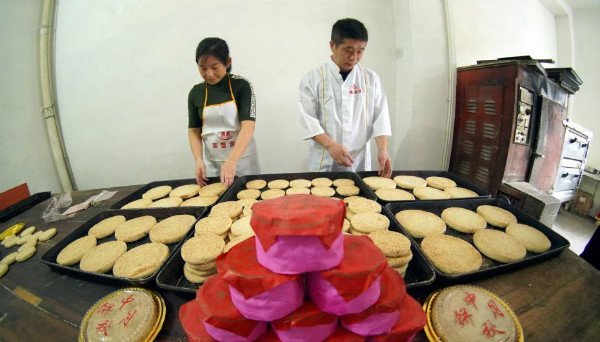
[555,14,574,67]
[391,0,451,170]
[393,0,561,171]
[55,0,396,190]
[0,0,63,194]
[5,0,591,192]
[570,9,600,168]
[451,0,558,67]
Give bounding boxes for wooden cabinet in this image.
[449,61,571,196]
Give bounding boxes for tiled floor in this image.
[552,208,598,255]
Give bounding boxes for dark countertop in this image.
[0,185,599,342]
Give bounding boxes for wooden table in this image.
[1,186,599,342]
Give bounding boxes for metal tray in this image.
[216,172,377,204]
[0,192,52,222]
[385,198,571,283]
[155,240,199,295]
[381,206,436,289]
[110,177,231,210]
[358,170,490,205]
[40,207,206,286]
[156,205,436,295]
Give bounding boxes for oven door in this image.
[562,130,589,161]
[528,96,568,193]
[554,167,582,192]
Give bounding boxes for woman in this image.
[188,38,260,187]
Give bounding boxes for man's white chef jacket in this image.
[299,59,392,172]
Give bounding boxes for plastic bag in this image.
[89,190,118,206]
[62,190,118,216]
[42,192,74,223]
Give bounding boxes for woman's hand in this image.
[220,160,236,187]
[195,159,208,186]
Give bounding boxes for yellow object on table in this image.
[0,223,25,241]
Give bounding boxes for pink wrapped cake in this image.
[195,274,267,342]
[180,299,218,342]
[251,194,345,274]
[218,237,304,321]
[307,235,387,315]
[341,266,407,335]
[255,329,282,342]
[271,300,338,342]
[322,326,365,342]
[367,293,426,342]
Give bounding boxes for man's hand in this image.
[195,160,208,186]
[220,160,236,187]
[327,142,355,167]
[377,150,392,178]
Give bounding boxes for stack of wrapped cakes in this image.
[179,194,426,342]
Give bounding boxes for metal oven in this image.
[449,57,589,226]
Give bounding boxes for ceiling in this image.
[565,0,600,9]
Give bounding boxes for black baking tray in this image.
[385,198,571,283]
[0,192,52,222]
[155,239,200,295]
[156,205,436,295]
[358,170,490,204]
[381,206,436,289]
[216,171,377,204]
[110,177,231,210]
[40,207,206,286]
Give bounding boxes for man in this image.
[298,18,392,177]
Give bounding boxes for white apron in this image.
[201,74,260,177]
[298,60,392,172]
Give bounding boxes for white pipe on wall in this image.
[441,0,457,170]
[40,0,75,192]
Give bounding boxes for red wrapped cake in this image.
[194,274,267,342]
[255,329,281,342]
[180,300,217,342]
[251,195,345,274]
[217,237,304,321]
[323,326,365,342]
[271,300,338,342]
[307,235,387,315]
[368,294,426,342]
[179,193,426,342]
[341,266,407,335]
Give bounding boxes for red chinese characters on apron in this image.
[201,74,259,176]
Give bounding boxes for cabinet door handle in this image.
[532,152,545,159]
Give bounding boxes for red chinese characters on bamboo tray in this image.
[367,294,427,342]
[82,289,163,342]
[306,235,387,315]
[423,285,521,342]
[341,266,407,336]
[271,300,338,342]
[217,237,304,321]
[194,274,267,342]
[250,194,345,274]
